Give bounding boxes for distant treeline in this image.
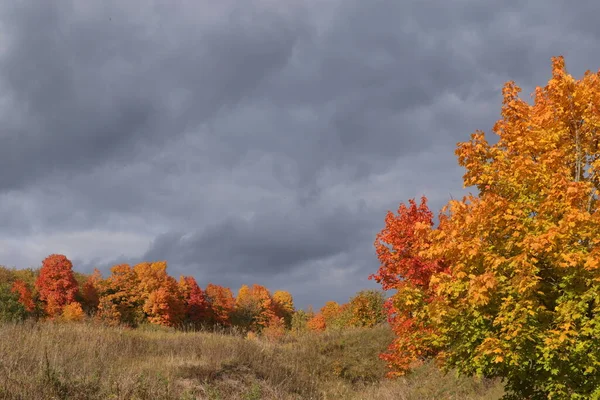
[0,254,386,338]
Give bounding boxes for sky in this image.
[1,1,600,309]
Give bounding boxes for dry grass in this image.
[0,321,503,399]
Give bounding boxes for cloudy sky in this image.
[1,1,599,308]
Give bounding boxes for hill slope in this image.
[0,322,503,399]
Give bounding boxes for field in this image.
[0,322,503,400]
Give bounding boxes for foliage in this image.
[0,283,27,322]
[205,283,235,326]
[80,269,101,314]
[307,313,326,331]
[272,290,295,327]
[261,316,286,341]
[35,254,79,317]
[179,276,209,328]
[61,302,85,322]
[250,284,277,331]
[233,284,278,332]
[370,196,446,375]
[134,261,185,327]
[3,254,385,347]
[0,265,15,285]
[96,264,143,326]
[144,279,185,327]
[373,56,600,398]
[321,301,342,324]
[347,289,386,328]
[290,309,311,334]
[11,280,35,312]
[234,284,258,329]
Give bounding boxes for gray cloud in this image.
[2,0,600,307]
[0,1,306,191]
[143,203,373,277]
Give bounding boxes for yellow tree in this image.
[320,301,341,326]
[377,56,600,398]
[348,290,386,328]
[272,290,295,327]
[233,284,276,332]
[96,264,143,326]
[233,284,255,329]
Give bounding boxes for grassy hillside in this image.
[0,322,503,399]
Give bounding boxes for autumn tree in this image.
[347,289,386,328]
[321,301,341,324]
[144,282,185,327]
[134,261,184,327]
[61,301,85,322]
[370,196,447,374]
[12,268,38,290]
[0,266,14,286]
[232,284,276,332]
[306,313,326,332]
[248,284,276,331]
[375,56,600,398]
[96,264,143,326]
[233,284,255,329]
[262,316,286,341]
[80,269,102,314]
[179,276,209,328]
[35,254,79,317]
[0,283,27,322]
[290,309,311,334]
[272,290,295,328]
[11,280,35,312]
[204,283,235,327]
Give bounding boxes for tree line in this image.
[0,254,386,339]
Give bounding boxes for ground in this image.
[0,322,503,399]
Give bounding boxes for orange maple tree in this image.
[306,313,326,331]
[205,283,235,326]
[373,56,600,398]
[35,254,79,317]
[134,261,185,327]
[144,282,185,327]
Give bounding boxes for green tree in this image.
[0,283,27,322]
[347,290,386,328]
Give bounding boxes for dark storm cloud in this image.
[143,204,373,278]
[3,0,600,307]
[0,1,307,191]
